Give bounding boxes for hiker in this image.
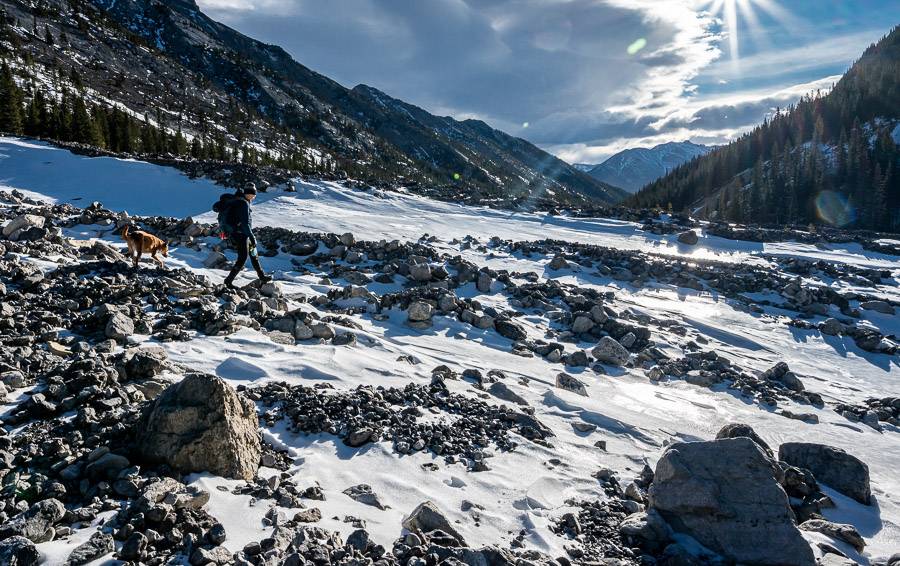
[213,184,271,289]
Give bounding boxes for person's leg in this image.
[249,253,266,279]
[224,235,249,287]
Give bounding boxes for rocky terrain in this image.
[0,141,899,565]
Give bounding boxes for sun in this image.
[701,0,796,64]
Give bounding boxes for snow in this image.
[2,137,899,562]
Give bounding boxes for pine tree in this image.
[0,62,23,134]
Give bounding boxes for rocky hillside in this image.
[0,143,898,564]
[0,0,625,207]
[584,141,712,193]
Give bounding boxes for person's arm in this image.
[237,200,257,245]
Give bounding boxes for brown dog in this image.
[122,224,168,268]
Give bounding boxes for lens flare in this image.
[627,38,647,55]
[453,173,461,181]
[814,190,856,227]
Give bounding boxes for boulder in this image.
[65,532,114,565]
[618,510,672,552]
[677,230,699,245]
[407,301,434,323]
[408,263,432,282]
[799,520,864,552]
[649,438,814,566]
[0,536,40,566]
[105,312,135,342]
[125,346,170,380]
[778,443,870,505]
[860,300,894,315]
[136,374,261,480]
[202,252,227,269]
[555,373,588,396]
[715,423,773,457]
[0,499,66,543]
[476,271,493,293]
[495,319,526,341]
[2,214,45,238]
[571,316,595,334]
[402,501,466,546]
[592,336,629,366]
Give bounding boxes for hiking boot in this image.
[258,273,273,284]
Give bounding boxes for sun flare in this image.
[702,0,796,64]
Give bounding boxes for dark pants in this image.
[224,234,264,284]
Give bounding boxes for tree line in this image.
[629,26,900,232]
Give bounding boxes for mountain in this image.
[583,142,712,193]
[0,0,626,206]
[629,26,900,232]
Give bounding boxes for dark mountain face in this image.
[0,0,625,206]
[629,26,900,232]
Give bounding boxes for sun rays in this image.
[701,0,799,66]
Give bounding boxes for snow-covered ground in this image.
[2,137,899,563]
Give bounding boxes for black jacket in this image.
[231,198,255,242]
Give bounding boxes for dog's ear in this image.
[163,244,169,256]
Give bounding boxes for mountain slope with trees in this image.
[0,0,625,206]
[628,26,900,232]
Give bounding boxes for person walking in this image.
[214,185,271,289]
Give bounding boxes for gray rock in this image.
[402,501,466,546]
[860,300,894,315]
[0,499,66,543]
[713,424,771,457]
[119,532,147,560]
[494,319,526,341]
[556,373,588,397]
[649,438,814,566]
[139,478,210,510]
[105,312,135,342]
[203,252,227,269]
[571,316,595,334]
[487,382,527,406]
[0,536,40,566]
[136,374,261,481]
[677,230,699,245]
[2,214,45,237]
[799,520,864,552]
[778,443,871,505]
[343,484,388,510]
[618,509,672,551]
[818,318,845,336]
[409,263,432,282]
[65,532,114,565]
[407,301,434,323]
[294,323,314,340]
[592,336,629,366]
[125,346,170,379]
[476,271,493,293]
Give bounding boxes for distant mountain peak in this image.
[582,141,712,193]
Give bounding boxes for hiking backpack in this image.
[212,193,239,236]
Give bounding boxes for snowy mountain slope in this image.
[4,137,896,271]
[2,139,900,564]
[0,0,623,206]
[584,142,712,193]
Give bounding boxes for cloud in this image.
[194,0,886,165]
[545,74,842,163]
[195,0,723,140]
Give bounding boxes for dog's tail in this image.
[122,224,130,239]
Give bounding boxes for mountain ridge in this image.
[580,141,712,193]
[0,0,626,206]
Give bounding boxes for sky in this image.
[195,0,899,164]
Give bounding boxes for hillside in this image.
[583,141,712,193]
[628,26,900,232]
[0,0,625,206]
[1,137,899,564]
